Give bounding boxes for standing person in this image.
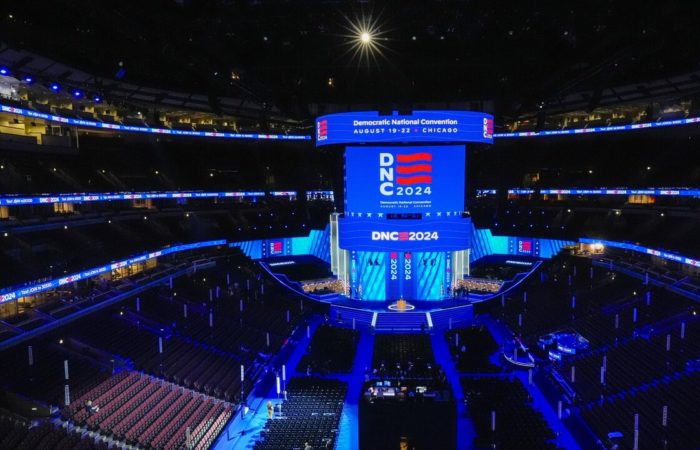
[266,400,273,419]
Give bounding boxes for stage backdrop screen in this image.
[345,145,465,214]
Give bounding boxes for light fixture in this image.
[50,83,60,91]
[341,13,389,67]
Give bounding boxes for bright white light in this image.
[341,13,390,67]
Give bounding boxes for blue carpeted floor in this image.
[334,330,375,450]
[430,332,476,450]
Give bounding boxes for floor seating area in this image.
[0,258,311,449]
[489,255,700,448]
[372,334,439,380]
[0,412,109,450]
[0,340,111,407]
[446,325,501,373]
[254,377,347,450]
[497,256,695,350]
[461,377,558,449]
[558,318,700,403]
[297,325,359,374]
[61,370,232,449]
[581,371,700,450]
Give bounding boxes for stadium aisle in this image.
[481,316,582,450]
[212,316,322,450]
[334,330,375,450]
[430,332,476,450]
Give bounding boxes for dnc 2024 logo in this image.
[379,152,432,196]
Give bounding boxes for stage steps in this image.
[374,312,428,332]
[431,306,474,329]
[330,305,375,329]
[330,304,475,331]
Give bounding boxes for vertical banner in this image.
[350,251,359,299]
[386,252,401,300]
[444,251,452,296]
[402,252,414,300]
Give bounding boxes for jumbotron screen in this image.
[344,145,465,214]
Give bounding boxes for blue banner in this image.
[316,110,493,146]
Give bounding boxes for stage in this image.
[260,254,543,331]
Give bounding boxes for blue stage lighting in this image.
[73,90,82,98]
[93,96,102,103]
[23,76,33,83]
[0,68,8,75]
[50,83,60,91]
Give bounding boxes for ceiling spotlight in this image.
[24,76,33,83]
[0,67,8,75]
[50,83,60,91]
[342,13,390,67]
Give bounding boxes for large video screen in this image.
[338,216,471,253]
[316,110,493,146]
[345,145,465,214]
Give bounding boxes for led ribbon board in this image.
[579,238,700,268]
[493,117,700,138]
[315,110,494,146]
[0,105,310,141]
[0,240,226,303]
[0,191,266,206]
